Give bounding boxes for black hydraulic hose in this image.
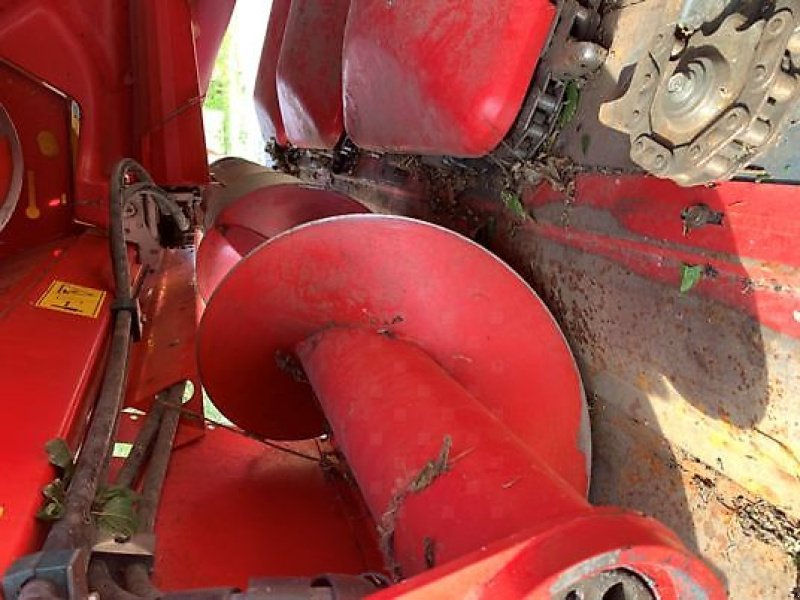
[122,383,184,599]
[89,560,146,600]
[43,312,133,552]
[136,384,183,533]
[43,159,144,553]
[109,159,139,302]
[123,563,160,600]
[116,403,165,489]
[20,160,188,600]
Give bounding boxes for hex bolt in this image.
[754,64,768,82]
[653,154,667,170]
[668,72,688,94]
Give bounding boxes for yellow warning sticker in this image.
[35,280,106,318]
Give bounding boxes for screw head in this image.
[668,72,688,93]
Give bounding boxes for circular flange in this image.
[198,215,590,494]
[196,184,368,301]
[0,104,23,233]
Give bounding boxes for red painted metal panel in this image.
[366,511,725,599]
[198,216,588,495]
[525,174,800,338]
[276,0,349,149]
[191,0,237,96]
[342,0,555,156]
[528,174,800,268]
[255,0,292,146]
[0,62,77,259]
[146,427,383,591]
[196,184,367,301]
[0,0,208,226]
[130,0,209,186]
[0,234,116,576]
[0,0,134,224]
[125,248,204,441]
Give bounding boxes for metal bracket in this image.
[3,549,89,600]
[92,532,156,562]
[122,191,163,272]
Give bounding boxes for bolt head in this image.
[667,72,688,93]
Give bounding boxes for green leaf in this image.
[679,264,704,294]
[500,189,526,219]
[42,479,66,502]
[37,501,65,521]
[92,485,139,539]
[558,81,581,128]
[45,438,74,480]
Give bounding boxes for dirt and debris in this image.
[378,435,453,579]
[729,497,800,557]
[423,536,437,569]
[681,451,800,566]
[506,155,580,199]
[398,156,482,213]
[275,349,308,384]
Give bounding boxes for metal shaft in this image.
[296,326,588,577]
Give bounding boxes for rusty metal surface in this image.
[505,232,800,599]
[591,400,797,599]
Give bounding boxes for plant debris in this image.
[558,81,581,128]
[679,264,704,294]
[732,497,800,557]
[37,438,74,522]
[501,189,526,220]
[423,536,437,569]
[275,349,309,383]
[506,155,580,200]
[92,485,139,541]
[408,436,452,493]
[37,438,139,540]
[379,435,453,579]
[45,438,74,479]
